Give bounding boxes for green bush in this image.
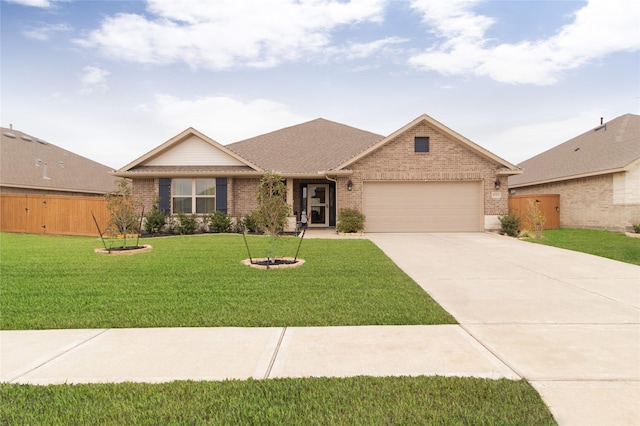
[143,199,166,234]
[633,223,640,233]
[177,213,198,235]
[242,212,261,233]
[337,208,366,233]
[498,212,521,237]
[209,211,232,233]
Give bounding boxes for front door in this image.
[307,184,329,226]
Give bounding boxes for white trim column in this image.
[286,178,294,210]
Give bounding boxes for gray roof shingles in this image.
[226,118,384,174]
[509,114,640,187]
[1,127,118,194]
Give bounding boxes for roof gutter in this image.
[509,167,628,188]
[111,170,266,178]
[0,183,109,195]
[111,170,354,179]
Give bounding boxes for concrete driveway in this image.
[368,232,640,426]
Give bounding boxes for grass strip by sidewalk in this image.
[0,377,556,425]
[527,228,640,266]
[0,233,455,330]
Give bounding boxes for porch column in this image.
[286,178,294,211]
[285,178,296,232]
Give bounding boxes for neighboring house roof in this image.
[510,114,640,187]
[116,127,262,178]
[1,127,118,194]
[336,114,521,174]
[227,118,384,174]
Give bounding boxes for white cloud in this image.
[4,0,52,7]
[75,0,387,70]
[135,94,311,143]
[329,36,408,61]
[79,66,110,95]
[409,0,640,85]
[23,23,72,41]
[487,111,607,163]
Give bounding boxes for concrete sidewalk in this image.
[368,233,640,426]
[1,325,518,384]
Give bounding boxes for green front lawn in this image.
[1,377,556,425]
[527,228,640,266]
[0,232,557,424]
[0,232,455,330]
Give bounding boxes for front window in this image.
[172,178,216,214]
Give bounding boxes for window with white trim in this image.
[171,178,216,214]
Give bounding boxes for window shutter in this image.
[158,178,171,214]
[216,178,227,214]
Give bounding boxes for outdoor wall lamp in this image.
[347,179,353,191]
[494,179,501,190]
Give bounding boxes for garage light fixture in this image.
[494,179,501,190]
[347,179,353,191]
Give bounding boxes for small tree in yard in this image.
[254,173,291,260]
[254,172,290,236]
[104,179,140,247]
[524,199,546,238]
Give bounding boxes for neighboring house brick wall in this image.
[513,174,640,232]
[340,122,508,217]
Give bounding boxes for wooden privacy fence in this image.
[0,194,110,236]
[508,194,560,230]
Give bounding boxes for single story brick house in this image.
[114,114,521,232]
[508,113,640,232]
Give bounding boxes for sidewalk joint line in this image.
[8,329,110,383]
[264,327,287,379]
[458,324,525,380]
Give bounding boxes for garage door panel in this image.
[363,181,482,232]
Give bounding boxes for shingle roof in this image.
[227,118,384,174]
[509,114,640,187]
[1,127,118,194]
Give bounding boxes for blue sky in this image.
[1,0,638,169]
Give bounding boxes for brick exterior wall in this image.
[132,178,157,213]
[132,177,262,220]
[511,173,640,232]
[337,122,509,220]
[229,177,260,218]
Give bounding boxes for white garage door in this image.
[363,181,483,232]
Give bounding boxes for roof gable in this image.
[227,118,383,174]
[1,127,118,194]
[509,114,640,187]
[336,114,521,174]
[117,127,261,174]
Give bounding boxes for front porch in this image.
[287,178,337,228]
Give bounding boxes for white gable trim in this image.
[145,135,245,166]
[116,127,262,173]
